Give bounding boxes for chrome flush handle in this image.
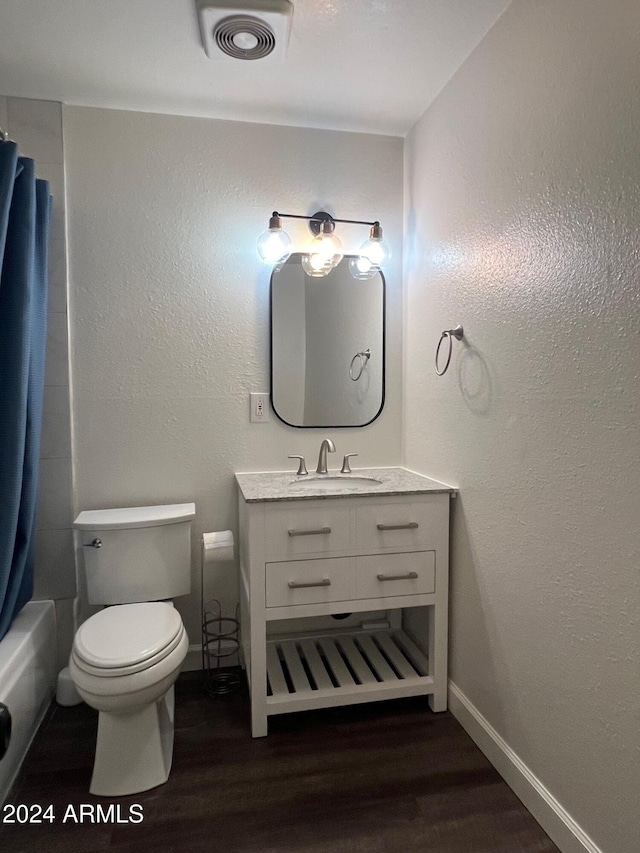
[83,538,102,548]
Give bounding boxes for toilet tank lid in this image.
[73,502,196,530]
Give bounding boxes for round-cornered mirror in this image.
[270,253,385,428]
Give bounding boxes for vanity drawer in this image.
[266,557,355,607]
[355,552,435,599]
[355,501,436,552]
[264,504,351,560]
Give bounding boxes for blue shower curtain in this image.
[0,140,50,642]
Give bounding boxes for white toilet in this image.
[69,502,195,797]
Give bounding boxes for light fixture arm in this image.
[258,208,389,277]
[273,210,380,235]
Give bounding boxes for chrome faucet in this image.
[316,438,336,474]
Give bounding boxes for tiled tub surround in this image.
[236,468,455,737]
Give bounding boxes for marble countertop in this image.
[235,467,456,503]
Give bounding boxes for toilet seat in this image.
[70,624,189,700]
[73,602,184,677]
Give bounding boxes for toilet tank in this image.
[73,503,196,605]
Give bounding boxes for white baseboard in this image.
[448,680,603,853]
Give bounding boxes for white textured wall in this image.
[63,107,403,640]
[404,2,640,852]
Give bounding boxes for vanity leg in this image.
[428,603,448,713]
[428,688,448,713]
[252,714,268,738]
[251,703,268,738]
[249,621,268,738]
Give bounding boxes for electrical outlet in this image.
[250,392,270,423]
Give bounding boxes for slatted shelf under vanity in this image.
[265,629,434,715]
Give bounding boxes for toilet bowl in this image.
[69,602,189,796]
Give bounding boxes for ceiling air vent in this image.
[196,0,293,63]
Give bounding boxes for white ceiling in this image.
[0,0,511,136]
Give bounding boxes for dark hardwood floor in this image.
[1,672,559,852]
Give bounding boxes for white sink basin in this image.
[288,475,383,491]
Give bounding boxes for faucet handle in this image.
[341,453,358,474]
[288,455,308,476]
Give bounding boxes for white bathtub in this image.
[0,600,57,805]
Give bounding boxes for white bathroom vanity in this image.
[235,468,455,737]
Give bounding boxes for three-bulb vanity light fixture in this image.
[257,210,391,279]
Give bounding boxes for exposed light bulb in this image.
[257,214,291,266]
[358,223,391,268]
[301,253,332,277]
[301,219,343,277]
[348,255,378,280]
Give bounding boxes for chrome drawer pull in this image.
[288,526,331,537]
[376,572,419,582]
[288,578,331,589]
[376,522,419,531]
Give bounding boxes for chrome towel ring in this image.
[435,325,464,376]
[350,348,371,381]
